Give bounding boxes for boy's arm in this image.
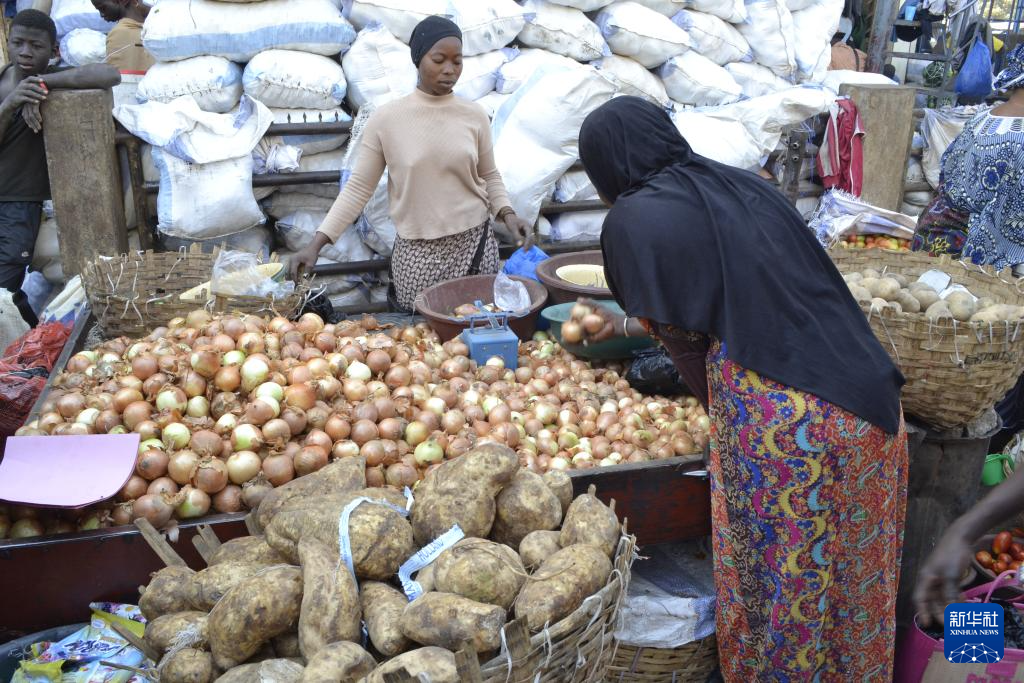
[41,64,121,90]
[0,76,47,141]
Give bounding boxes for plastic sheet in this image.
[493,272,531,314]
[212,250,295,298]
[625,346,688,396]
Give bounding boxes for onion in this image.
[333,440,360,459]
[148,477,179,496]
[213,485,243,513]
[283,383,317,411]
[39,412,65,434]
[238,332,265,355]
[215,413,238,436]
[414,439,444,466]
[281,407,308,436]
[297,312,325,336]
[351,419,379,446]
[10,518,43,538]
[133,493,174,527]
[168,449,200,485]
[385,365,411,389]
[193,457,229,494]
[241,357,270,393]
[242,475,273,509]
[404,421,430,447]
[120,475,148,501]
[232,424,263,452]
[214,366,241,393]
[263,454,295,486]
[162,423,190,450]
[262,418,291,443]
[386,462,419,488]
[186,396,210,419]
[75,407,100,426]
[225,450,261,485]
[378,417,405,441]
[113,388,144,413]
[365,465,385,488]
[346,360,372,381]
[305,429,333,452]
[325,415,351,441]
[243,397,279,425]
[156,387,187,414]
[56,393,86,418]
[360,440,386,467]
[131,355,158,380]
[176,486,211,519]
[366,350,391,376]
[295,445,328,476]
[306,404,330,430]
[136,449,169,480]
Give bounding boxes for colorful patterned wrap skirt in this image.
[704,338,908,682]
[391,221,499,311]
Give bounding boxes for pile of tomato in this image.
[976,530,1024,574]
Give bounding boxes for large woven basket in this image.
[605,635,718,683]
[81,245,308,339]
[473,533,636,683]
[829,249,1024,429]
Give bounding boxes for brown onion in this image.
[193,458,229,494]
[295,446,328,476]
[365,465,385,488]
[132,493,173,528]
[360,440,386,466]
[242,475,273,509]
[263,454,295,486]
[148,477,179,496]
[136,449,169,481]
[168,449,200,485]
[120,475,148,501]
[213,485,243,513]
[304,429,333,452]
[385,462,418,488]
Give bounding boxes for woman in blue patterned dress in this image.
[913,46,1024,266]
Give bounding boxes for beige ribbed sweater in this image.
[318,88,513,243]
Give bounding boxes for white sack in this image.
[547,0,613,9]
[518,0,610,62]
[342,0,527,55]
[672,110,763,169]
[791,0,843,82]
[51,0,113,38]
[159,225,273,257]
[266,191,338,218]
[724,61,789,97]
[670,10,752,65]
[596,2,691,68]
[270,108,351,155]
[554,169,598,202]
[785,0,818,9]
[550,210,607,241]
[455,49,518,101]
[143,0,355,62]
[625,0,685,14]
[342,24,417,110]
[253,138,302,174]
[735,0,797,80]
[276,211,375,263]
[243,50,347,109]
[59,28,107,66]
[476,91,513,118]
[681,0,746,23]
[496,49,585,94]
[819,69,897,92]
[355,174,397,256]
[922,106,988,189]
[114,95,273,164]
[492,65,617,224]
[712,85,835,138]
[278,148,346,198]
[137,57,243,114]
[152,148,265,239]
[594,55,671,108]
[660,52,742,105]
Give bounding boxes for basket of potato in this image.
[132,446,635,683]
[830,249,1024,430]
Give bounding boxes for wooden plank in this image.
[840,85,918,212]
[133,518,187,567]
[42,90,128,278]
[0,18,9,68]
[111,622,160,664]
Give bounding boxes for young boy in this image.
[0,10,119,325]
[90,0,154,73]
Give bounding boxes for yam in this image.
[300,641,375,683]
[434,538,526,610]
[869,297,890,313]
[209,536,288,566]
[912,288,940,309]
[255,457,366,531]
[876,277,901,301]
[361,581,412,657]
[297,537,361,659]
[978,297,997,310]
[559,491,620,558]
[139,565,195,620]
[925,300,952,321]
[272,632,302,658]
[895,290,921,313]
[215,660,304,683]
[862,268,881,279]
[208,565,304,670]
[515,544,613,630]
[891,273,909,287]
[145,611,208,656]
[947,291,977,321]
[399,592,506,653]
[860,277,881,297]
[162,648,214,683]
[543,470,573,516]
[844,272,863,283]
[362,647,457,683]
[358,581,409,655]
[491,470,562,548]
[266,489,415,579]
[520,530,562,571]
[415,562,436,593]
[189,560,270,611]
[849,285,872,304]
[410,442,519,546]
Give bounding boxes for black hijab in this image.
[409,16,462,67]
[580,97,904,434]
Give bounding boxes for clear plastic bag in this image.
[493,271,531,314]
[212,250,295,298]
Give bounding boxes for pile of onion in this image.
[12,310,710,538]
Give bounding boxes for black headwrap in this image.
[409,15,462,67]
[580,97,904,433]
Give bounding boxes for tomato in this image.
[977,550,996,568]
[994,531,1014,555]
[999,553,1014,565]
[1011,528,1024,538]
[1012,543,1024,561]
[994,561,1009,574]
[1012,561,1022,571]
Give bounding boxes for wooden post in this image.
[41,89,128,278]
[839,84,917,212]
[0,17,9,68]
[866,0,899,73]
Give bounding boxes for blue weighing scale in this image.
[460,301,519,369]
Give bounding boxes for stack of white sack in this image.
[51,0,113,41]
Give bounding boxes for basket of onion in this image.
[9,308,709,540]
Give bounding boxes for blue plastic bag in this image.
[502,246,549,281]
[956,38,994,100]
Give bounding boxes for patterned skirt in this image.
[705,339,908,683]
[390,221,500,311]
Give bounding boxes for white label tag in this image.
[940,283,978,302]
[337,497,410,580]
[398,525,465,602]
[918,270,951,292]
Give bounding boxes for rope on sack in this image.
[573,595,605,670]
[164,247,187,282]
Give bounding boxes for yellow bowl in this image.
[555,264,607,289]
[179,262,285,302]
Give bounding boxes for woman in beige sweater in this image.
[291,16,531,311]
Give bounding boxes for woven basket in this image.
[604,635,718,683]
[81,245,308,339]
[829,249,1024,430]
[471,533,636,683]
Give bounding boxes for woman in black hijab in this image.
[577,97,908,682]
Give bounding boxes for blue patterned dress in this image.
[940,111,1024,269]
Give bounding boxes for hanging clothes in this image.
[817,98,864,196]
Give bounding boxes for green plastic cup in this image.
[982,453,1013,486]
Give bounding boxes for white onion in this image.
[241,357,270,393]
[226,450,262,485]
[255,382,284,402]
[162,423,190,449]
[346,360,372,381]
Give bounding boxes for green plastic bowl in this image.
[541,302,654,360]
